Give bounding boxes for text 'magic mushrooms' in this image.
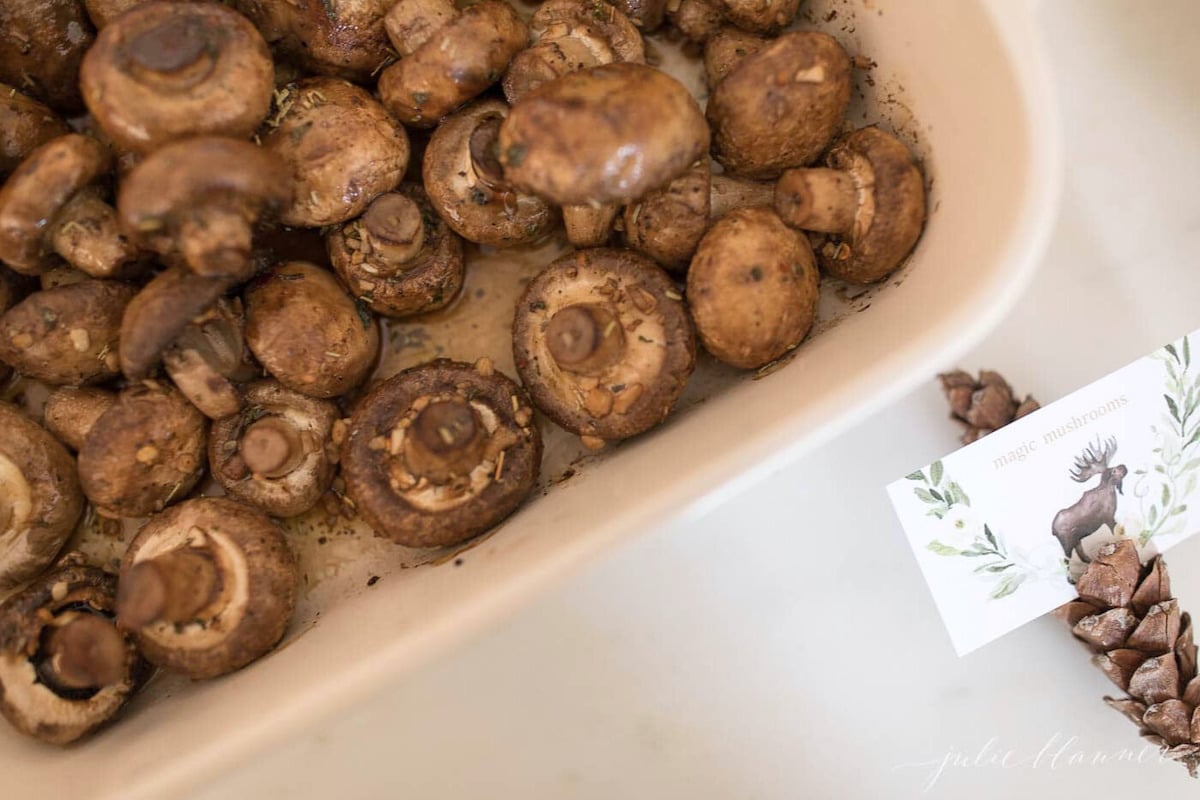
[686,206,819,369]
[0,0,95,113]
[422,101,557,249]
[0,404,84,592]
[341,359,542,548]
[261,77,410,229]
[328,184,466,318]
[209,380,338,518]
[513,248,696,448]
[81,1,274,154]
[0,556,151,745]
[378,0,528,127]
[116,497,298,679]
[499,62,709,247]
[0,84,70,180]
[775,126,926,284]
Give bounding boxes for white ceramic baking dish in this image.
[3,0,1060,796]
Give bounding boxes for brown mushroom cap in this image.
[117,497,298,678]
[0,404,84,591]
[0,1,96,113]
[78,383,208,518]
[244,261,380,399]
[81,1,275,154]
[707,31,852,178]
[262,78,410,228]
[513,248,696,442]
[342,359,542,548]
[84,0,152,29]
[119,266,234,380]
[775,126,926,284]
[0,279,135,386]
[719,0,801,34]
[686,206,819,369]
[667,0,723,42]
[612,0,668,31]
[499,63,710,206]
[378,0,528,127]
[703,26,766,88]
[0,557,151,745]
[328,185,466,318]
[422,101,558,249]
[0,85,70,179]
[209,380,337,517]
[43,387,117,452]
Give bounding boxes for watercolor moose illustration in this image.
[1051,437,1127,563]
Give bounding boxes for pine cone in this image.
[939,369,1039,444]
[1057,540,1200,775]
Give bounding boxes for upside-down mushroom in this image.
[209,381,338,517]
[244,262,380,399]
[116,497,298,678]
[0,135,141,279]
[775,126,926,284]
[0,404,84,591]
[81,1,274,154]
[261,78,410,229]
[686,206,820,368]
[422,101,557,248]
[0,1,95,113]
[162,299,256,419]
[0,556,151,745]
[707,31,852,178]
[512,248,696,447]
[341,359,542,548]
[77,383,208,518]
[328,185,466,318]
[0,84,70,180]
[119,266,234,381]
[499,63,709,247]
[501,0,645,104]
[378,0,528,127]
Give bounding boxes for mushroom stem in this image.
[563,204,619,248]
[774,167,859,234]
[403,399,487,483]
[362,194,426,267]
[546,303,626,376]
[710,174,775,219]
[384,0,459,57]
[240,416,306,479]
[178,206,254,278]
[43,614,127,690]
[116,547,220,630]
[467,114,508,194]
[50,190,140,279]
[125,14,217,89]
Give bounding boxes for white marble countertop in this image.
[196,1,1200,796]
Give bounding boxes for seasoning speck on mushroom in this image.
[116,497,298,679]
[0,555,152,745]
[341,360,542,548]
[512,248,696,445]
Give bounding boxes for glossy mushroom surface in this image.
[0,557,151,745]
[0,1,95,113]
[119,266,234,381]
[116,497,298,678]
[341,359,542,548]
[0,84,70,179]
[512,248,696,445]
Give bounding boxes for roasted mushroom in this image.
[0,135,141,279]
[0,279,134,386]
[209,381,338,517]
[501,0,645,104]
[43,387,116,452]
[512,248,696,446]
[341,359,542,548]
[0,404,84,591]
[261,78,410,228]
[499,62,710,247]
[328,185,466,318]
[775,126,926,284]
[83,0,153,29]
[119,266,234,381]
[0,84,70,180]
[378,0,527,127]
[686,206,819,368]
[623,157,774,271]
[116,497,298,678]
[230,0,393,82]
[0,1,96,112]
[613,0,668,31]
[81,1,274,154]
[162,299,256,419]
[118,137,291,279]
[668,0,800,42]
[77,383,208,518]
[244,261,380,399]
[702,26,767,87]
[0,556,151,744]
[422,101,557,248]
[707,31,852,178]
